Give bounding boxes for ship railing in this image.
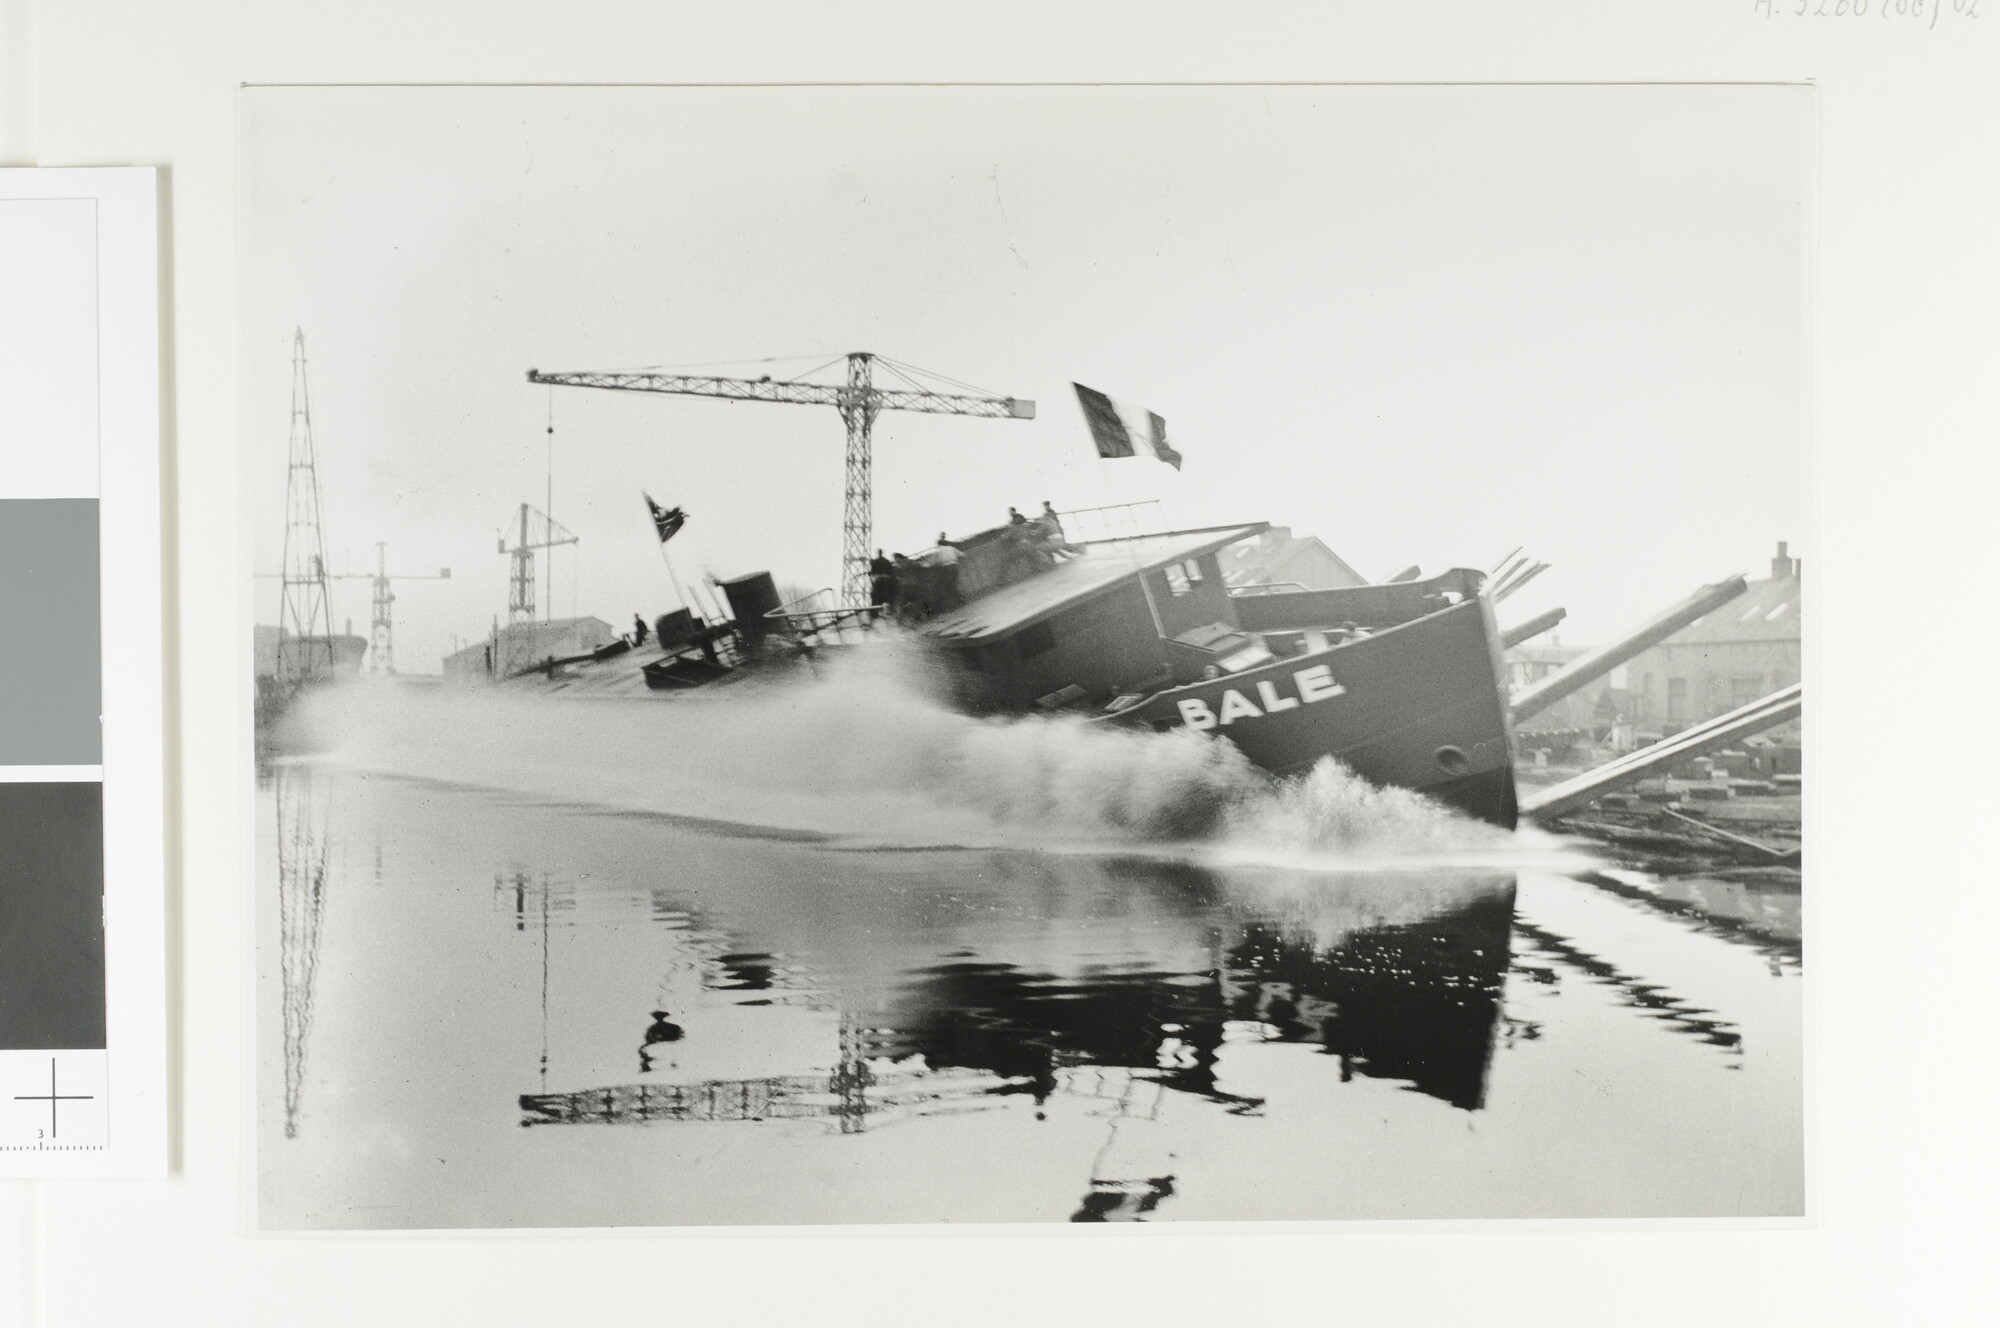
[765,588,884,647]
[1056,499,1166,544]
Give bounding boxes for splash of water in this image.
[287,642,1514,864]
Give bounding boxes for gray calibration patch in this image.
[0,499,101,764]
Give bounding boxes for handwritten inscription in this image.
[1755,0,1980,23]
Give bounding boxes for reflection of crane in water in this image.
[1065,1064,1177,1223]
[276,766,334,1138]
[495,868,573,1091]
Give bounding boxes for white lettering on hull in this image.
[1255,680,1298,713]
[1174,665,1348,732]
[1217,690,1262,724]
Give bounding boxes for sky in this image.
[242,85,1810,671]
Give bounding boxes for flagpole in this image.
[1092,454,1168,638]
[655,540,689,613]
[1074,382,1179,636]
[643,493,691,617]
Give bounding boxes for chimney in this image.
[1771,541,1796,580]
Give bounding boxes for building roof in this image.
[442,616,615,666]
[917,524,1267,644]
[1219,527,1368,591]
[1665,574,1801,646]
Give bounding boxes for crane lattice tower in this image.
[277,329,336,686]
[500,503,578,626]
[328,542,451,675]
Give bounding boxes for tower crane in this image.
[328,542,451,676]
[498,502,577,625]
[527,352,1035,607]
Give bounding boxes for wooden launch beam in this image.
[1511,575,1748,723]
[1521,683,1801,821]
[1501,607,1566,650]
[1490,559,1550,604]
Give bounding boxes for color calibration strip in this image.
[0,170,164,1175]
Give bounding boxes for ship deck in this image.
[915,524,1266,644]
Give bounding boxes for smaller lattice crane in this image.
[497,503,577,626]
[329,542,451,675]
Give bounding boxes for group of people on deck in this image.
[867,501,1085,622]
[1008,502,1086,565]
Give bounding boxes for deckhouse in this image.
[913,524,1269,712]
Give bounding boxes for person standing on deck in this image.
[631,614,649,647]
[930,536,964,610]
[1035,502,1083,560]
[891,553,921,621]
[869,549,897,611]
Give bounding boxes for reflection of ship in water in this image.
[491,840,1787,1223]
[513,862,1521,1219]
[274,765,334,1139]
[877,873,1517,1114]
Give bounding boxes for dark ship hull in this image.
[1112,583,1517,827]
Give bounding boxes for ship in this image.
[904,519,1517,828]
[481,509,1520,830]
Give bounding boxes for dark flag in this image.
[1071,383,1183,471]
[643,492,686,544]
[1074,383,1133,459]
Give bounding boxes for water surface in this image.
[258,761,1801,1228]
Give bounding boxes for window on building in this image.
[1160,559,1206,596]
[1667,677,1687,723]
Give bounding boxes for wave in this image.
[285,642,1544,870]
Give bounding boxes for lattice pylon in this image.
[277,328,336,686]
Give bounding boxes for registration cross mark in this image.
[15,1059,93,1140]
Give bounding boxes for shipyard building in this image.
[442,616,617,682]
[1620,542,1801,734]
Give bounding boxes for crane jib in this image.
[527,369,1033,418]
[526,356,1035,608]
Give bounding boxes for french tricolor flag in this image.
[1072,383,1183,471]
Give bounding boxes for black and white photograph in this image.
[244,84,1808,1230]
